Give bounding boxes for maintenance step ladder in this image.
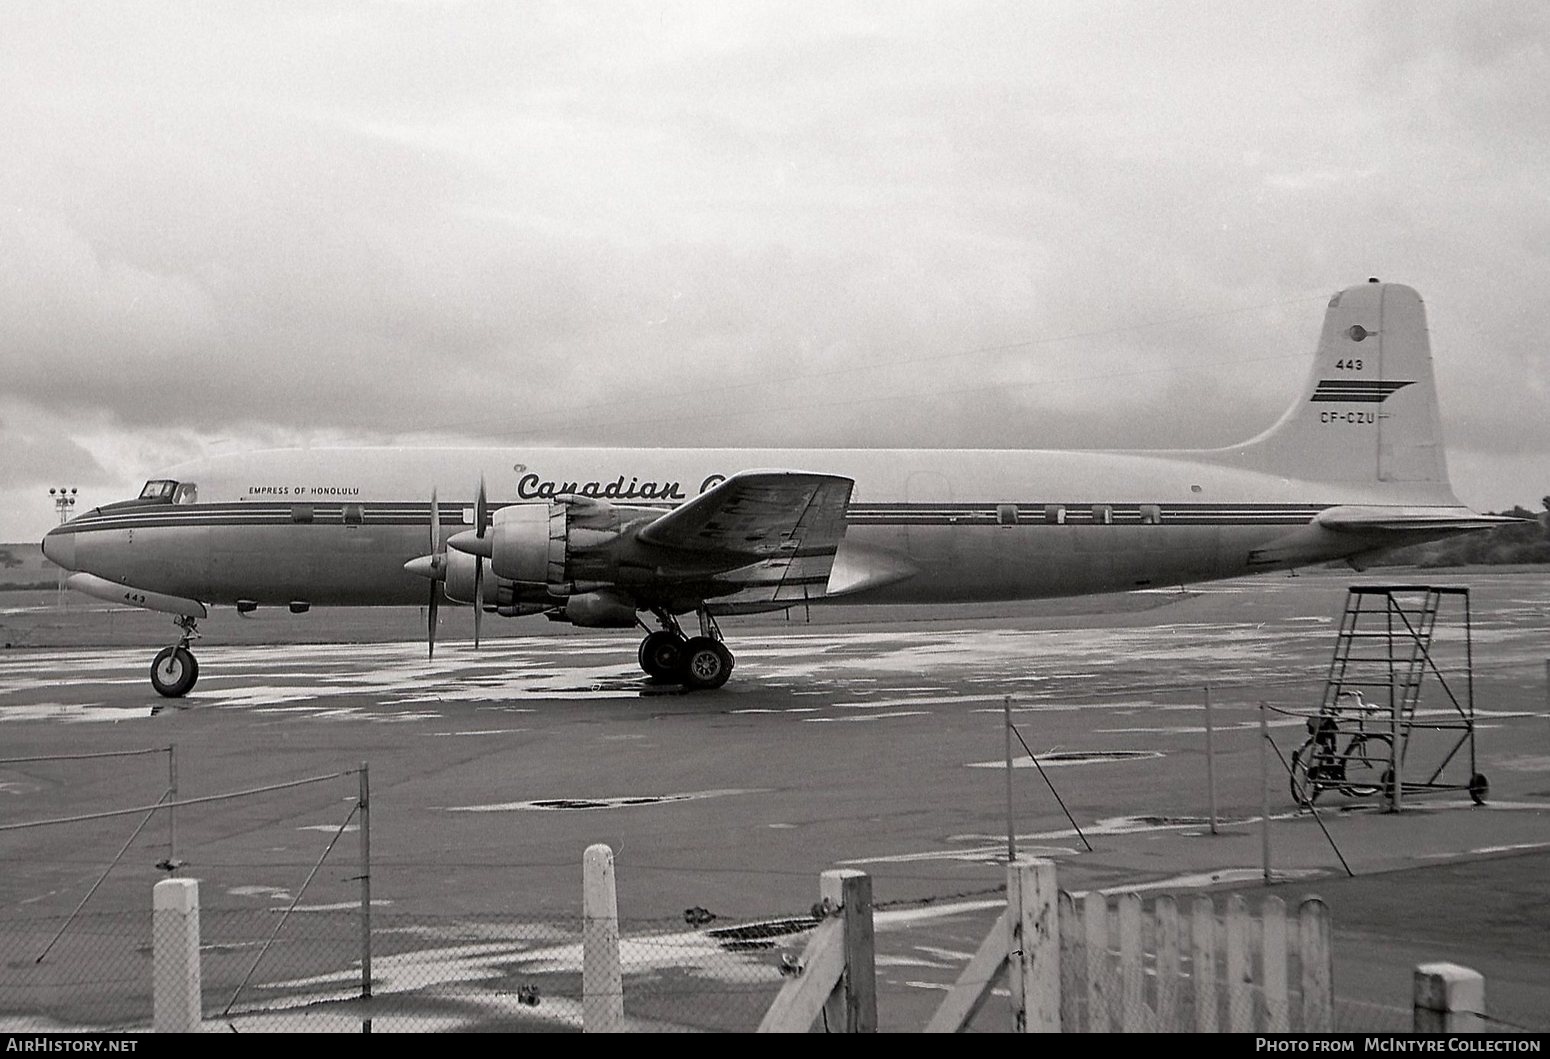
[1295,586,1486,809]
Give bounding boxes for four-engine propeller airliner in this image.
[42,280,1510,696]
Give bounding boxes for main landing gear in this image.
[638,609,735,691]
[150,615,200,698]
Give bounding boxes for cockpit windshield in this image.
[138,480,198,504]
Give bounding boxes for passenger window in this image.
[343,504,364,525]
[997,504,1018,526]
[1092,504,1113,525]
[291,504,315,524]
[1044,504,1066,525]
[1140,504,1162,525]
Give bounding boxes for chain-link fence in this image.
[1,907,817,1032]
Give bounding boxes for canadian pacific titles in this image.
[516,473,726,501]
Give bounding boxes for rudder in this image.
[1222,280,1450,486]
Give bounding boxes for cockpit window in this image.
[135,480,198,504]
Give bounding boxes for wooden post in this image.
[1057,891,1079,1031]
[1117,892,1143,1031]
[1006,858,1059,1032]
[1299,898,1333,1031]
[1191,895,1217,1032]
[1262,896,1289,1032]
[1154,895,1180,1031]
[152,878,202,1033]
[582,843,624,1032]
[1414,962,1484,1033]
[822,869,877,1033]
[763,868,873,1032]
[1204,685,1218,834]
[1225,894,1251,1032]
[1083,892,1109,1033]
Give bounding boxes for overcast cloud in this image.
[2,1,1547,540]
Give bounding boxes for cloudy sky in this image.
[2,1,1546,541]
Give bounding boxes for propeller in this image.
[472,476,488,648]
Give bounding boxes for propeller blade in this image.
[472,476,488,648]
[427,487,442,659]
[427,582,439,660]
[473,558,484,649]
[430,488,441,557]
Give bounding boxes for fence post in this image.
[582,843,624,1032]
[1007,858,1059,1032]
[152,878,202,1033]
[1299,898,1333,1031]
[1414,962,1484,1033]
[760,868,872,1032]
[822,869,877,1032]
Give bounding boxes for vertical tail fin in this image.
[1222,280,1451,487]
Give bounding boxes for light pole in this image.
[48,487,76,607]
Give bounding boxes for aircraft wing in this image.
[639,470,854,557]
[637,470,855,605]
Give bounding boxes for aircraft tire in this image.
[638,631,685,680]
[680,637,733,691]
[151,646,198,698]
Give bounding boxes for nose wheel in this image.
[151,646,199,698]
[150,615,201,698]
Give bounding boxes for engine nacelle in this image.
[442,549,553,616]
[442,549,494,606]
[487,497,657,595]
[550,589,640,628]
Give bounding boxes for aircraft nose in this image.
[42,525,77,571]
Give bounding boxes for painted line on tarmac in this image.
[444,788,769,812]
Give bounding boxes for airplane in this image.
[41,279,1514,697]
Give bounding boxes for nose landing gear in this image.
[150,616,201,698]
[637,608,735,690]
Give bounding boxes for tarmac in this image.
[0,567,1546,1030]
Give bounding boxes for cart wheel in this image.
[1468,773,1489,805]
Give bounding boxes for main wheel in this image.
[1468,772,1489,805]
[638,631,685,680]
[151,646,198,698]
[679,637,734,691]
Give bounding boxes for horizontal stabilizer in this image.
[1247,505,1518,567]
[1314,505,1523,534]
